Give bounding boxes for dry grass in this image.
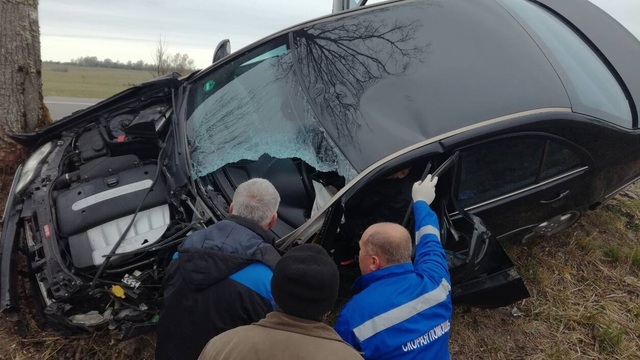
[42,64,155,99]
[1,181,640,359]
[0,326,156,360]
[449,185,640,359]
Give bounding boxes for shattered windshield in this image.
[185,36,357,181]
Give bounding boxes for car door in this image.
[448,133,592,243]
[425,153,530,308]
[311,145,531,308]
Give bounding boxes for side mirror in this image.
[213,39,231,64]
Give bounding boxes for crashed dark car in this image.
[2,0,640,339]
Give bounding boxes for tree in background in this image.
[0,0,51,200]
[168,53,196,74]
[152,36,196,76]
[153,36,169,76]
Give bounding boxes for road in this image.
[45,97,102,121]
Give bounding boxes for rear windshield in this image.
[501,0,632,127]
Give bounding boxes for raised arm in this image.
[411,175,449,280]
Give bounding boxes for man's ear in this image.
[395,168,411,179]
[229,203,234,215]
[267,212,278,229]
[369,255,382,272]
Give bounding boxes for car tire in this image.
[521,210,583,244]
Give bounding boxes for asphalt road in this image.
[45,96,102,121]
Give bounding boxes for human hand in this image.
[412,174,438,205]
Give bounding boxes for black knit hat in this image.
[271,244,339,321]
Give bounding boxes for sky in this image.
[40,0,640,69]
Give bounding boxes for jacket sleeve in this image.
[334,308,362,351]
[413,201,449,281]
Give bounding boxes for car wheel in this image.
[521,210,582,244]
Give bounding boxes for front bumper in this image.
[1,165,23,312]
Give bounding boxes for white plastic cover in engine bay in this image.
[69,204,170,267]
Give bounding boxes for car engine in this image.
[19,98,199,338]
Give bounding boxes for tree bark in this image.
[0,0,49,198]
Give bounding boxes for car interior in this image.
[208,152,508,286]
[329,155,500,282]
[210,154,344,238]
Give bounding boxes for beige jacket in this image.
[198,311,363,360]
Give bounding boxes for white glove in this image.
[412,174,438,205]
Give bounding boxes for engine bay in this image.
[17,98,203,337]
[51,105,173,267]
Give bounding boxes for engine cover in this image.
[55,164,167,236]
[68,205,170,268]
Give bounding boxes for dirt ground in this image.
[1,173,639,359]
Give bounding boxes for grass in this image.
[449,183,640,359]
[42,63,156,99]
[1,180,640,358]
[632,249,640,268]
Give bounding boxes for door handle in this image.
[539,190,570,204]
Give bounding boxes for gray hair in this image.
[362,223,412,265]
[232,178,280,226]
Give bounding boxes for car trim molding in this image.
[604,174,640,200]
[462,165,589,212]
[496,224,538,239]
[383,108,572,165]
[353,278,451,342]
[71,180,154,211]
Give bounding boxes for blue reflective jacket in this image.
[335,201,452,360]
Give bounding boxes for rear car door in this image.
[451,133,592,243]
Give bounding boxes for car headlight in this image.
[14,141,55,195]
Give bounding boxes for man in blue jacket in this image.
[156,178,282,360]
[335,174,452,359]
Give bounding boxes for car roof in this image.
[536,0,640,125]
[291,0,573,171]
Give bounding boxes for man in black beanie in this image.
[198,244,362,360]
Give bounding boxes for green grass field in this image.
[42,63,156,98]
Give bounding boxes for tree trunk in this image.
[0,0,49,201]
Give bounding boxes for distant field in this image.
[42,63,156,98]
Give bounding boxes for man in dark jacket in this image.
[156,178,282,360]
[198,244,362,360]
[335,175,452,359]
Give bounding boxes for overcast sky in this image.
[40,0,640,69]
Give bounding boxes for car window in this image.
[540,141,582,180]
[185,37,357,181]
[457,138,544,206]
[239,45,288,67]
[187,41,289,114]
[457,136,584,207]
[499,0,632,127]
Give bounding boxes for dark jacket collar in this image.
[228,215,275,246]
